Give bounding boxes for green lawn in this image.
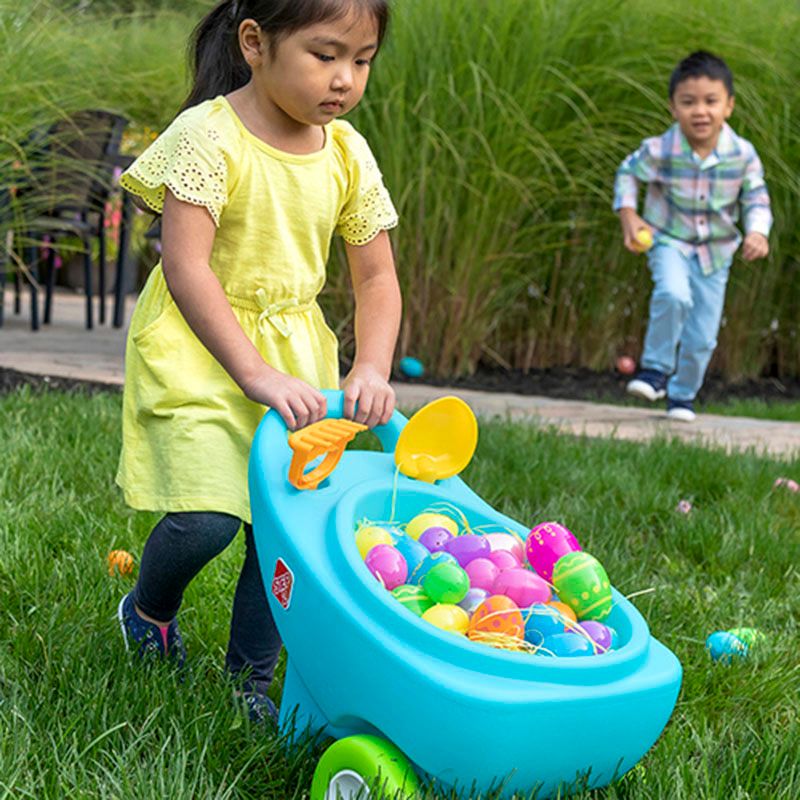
[1,387,798,799]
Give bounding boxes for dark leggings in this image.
[132,511,282,686]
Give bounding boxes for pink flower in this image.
[676,500,692,514]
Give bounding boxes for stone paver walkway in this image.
[2,290,799,459]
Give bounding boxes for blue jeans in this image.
[641,245,731,401]
[133,512,282,686]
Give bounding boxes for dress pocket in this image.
[131,295,178,349]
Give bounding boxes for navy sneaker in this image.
[626,368,668,402]
[117,593,186,668]
[667,397,696,422]
[234,679,279,726]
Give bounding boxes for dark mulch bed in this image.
[3,364,800,406]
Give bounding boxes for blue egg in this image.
[410,550,457,585]
[392,533,429,578]
[706,631,747,663]
[542,633,596,658]
[523,603,566,644]
[399,356,425,378]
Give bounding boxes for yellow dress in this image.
[116,96,398,522]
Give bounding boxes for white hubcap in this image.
[325,769,370,799]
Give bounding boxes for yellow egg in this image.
[422,603,470,634]
[355,525,393,559]
[633,228,653,253]
[406,512,459,540]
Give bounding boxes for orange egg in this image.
[468,595,524,642]
[547,601,578,624]
[107,549,134,576]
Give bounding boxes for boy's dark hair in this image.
[182,0,390,111]
[669,50,734,98]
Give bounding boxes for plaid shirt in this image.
[613,123,772,274]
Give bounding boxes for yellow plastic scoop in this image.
[395,396,478,483]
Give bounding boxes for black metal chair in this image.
[0,110,132,330]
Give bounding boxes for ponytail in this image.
[181,0,251,111]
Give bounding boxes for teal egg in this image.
[409,550,457,586]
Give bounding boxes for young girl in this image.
[116,0,400,722]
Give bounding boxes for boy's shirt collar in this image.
[673,122,739,169]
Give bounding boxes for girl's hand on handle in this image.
[242,365,327,431]
[619,207,652,254]
[342,363,396,428]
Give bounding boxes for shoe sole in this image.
[626,379,666,402]
[117,594,131,652]
[667,408,696,423]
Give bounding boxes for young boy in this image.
[614,50,772,422]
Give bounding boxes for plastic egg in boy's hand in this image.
[406,513,458,540]
[492,567,551,608]
[525,521,581,581]
[443,533,490,566]
[419,526,454,553]
[365,544,408,590]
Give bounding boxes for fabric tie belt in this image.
[255,288,315,338]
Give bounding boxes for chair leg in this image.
[98,214,107,325]
[44,241,57,324]
[113,192,133,328]
[13,266,21,314]
[83,234,93,330]
[24,241,40,331]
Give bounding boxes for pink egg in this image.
[365,544,408,590]
[464,557,500,592]
[525,521,581,581]
[487,549,520,571]
[492,567,551,608]
[484,532,525,564]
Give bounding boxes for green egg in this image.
[422,561,470,605]
[552,551,612,621]
[391,584,434,616]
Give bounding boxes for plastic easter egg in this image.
[728,627,765,650]
[484,532,525,564]
[487,549,520,572]
[577,620,613,653]
[616,355,636,375]
[409,550,457,586]
[392,534,429,577]
[552,551,612,621]
[107,549,134,576]
[422,561,470,605]
[542,632,596,657]
[492,567,551,608]
[706,631,747,663]
[632,227,653,253]
[355,525,394,559]
[391,584,434,616]
[467,595,524,642]
[365,544,408,590]
[458,587,489,616]
[464,557,500,592]
[419,526,454,553]
[422,603,469,634]
[406,513,459,540]
[525,521,582,581]
[399,356,425,378]
[443,533,491,567]
[547,600,577,624]
[523,603,566,645]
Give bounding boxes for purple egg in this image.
[464,557,499,592]
[365,544,408,590]
[578,621,613,653]
[443,533,491,567]
[419,526,454,552]
[458,587,489,616]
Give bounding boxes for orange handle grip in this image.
[287,418,368,490]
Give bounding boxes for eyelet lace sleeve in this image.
[120,113,228,226]
[335,127,398,246]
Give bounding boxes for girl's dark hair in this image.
[181,0,390,111]
[669,50,734,98]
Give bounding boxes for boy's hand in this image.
[618,207,653,254]
[342,363,396,428]
[742,232,769,261]
[241,365,327,431]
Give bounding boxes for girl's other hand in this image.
[342,364,396,428]
[618,208,652,254]
[242,365,327,430]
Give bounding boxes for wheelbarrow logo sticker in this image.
[272,558,295,610]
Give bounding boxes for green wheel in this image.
[310,734,420,799]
